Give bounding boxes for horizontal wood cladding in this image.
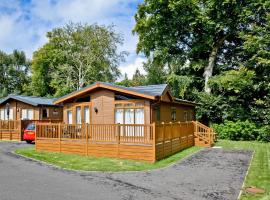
[36,139,155,162]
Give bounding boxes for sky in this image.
[0,0,146,79]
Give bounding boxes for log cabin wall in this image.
[91,89,115,124]
[62,89,151,125]
[0,99,63,121]
[0,100,39,120]
[151,102,195,123]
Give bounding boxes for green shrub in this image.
[212,120,259,141]
[257,125,270,142]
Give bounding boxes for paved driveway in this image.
[0,142,252,200]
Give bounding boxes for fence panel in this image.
[155,121,195,160]
[0,120,22,141]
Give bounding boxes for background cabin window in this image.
[21,109,33,120]
[189,111,193,121]
[53,108,59,116]
[76,107,81,124]
[42,108,49,118]
[184,111,188,121]
[0,109,4,120]
[154,106,160,121]
[0,108,13,120]
[84,106,90,124]
[171,107,176,121]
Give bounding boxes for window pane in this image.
[76,107,81,124]
[115,109,124,124]
[28,109,34,120]
[22,109,27,119]
[135,109,144,124]
[125,109,134,124]
[0,109,4,120]
[84,106,90,124]
[67,111,72,124]
[115,103,122,108]
[135,102,144,107]
[125,103,134,107]
[9,108,13,120]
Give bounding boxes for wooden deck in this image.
[35,121,216,162]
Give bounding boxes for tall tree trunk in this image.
[203,46,219,94]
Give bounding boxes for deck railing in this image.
[0,120,22,140]
[36,123,154,145]
[193,121,216,146]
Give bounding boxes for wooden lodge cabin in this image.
[35,82,216,162]
[55,82,196,125]
[0,95,63,141]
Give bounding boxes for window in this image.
[42,108,49,118]
[0,109,4,120]
[171,107,176,121]
[154,106,160,121]
[114,102,145,124]
[67,110,72,124]
[0,108,13,120]
[21,109,33,120]
[53,108,59,116]
[188,111,194,121]
[184,111,188,121]
[84,106,90,124]
[114,102,145,136]
[76,107,81,124]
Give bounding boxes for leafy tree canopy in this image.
[31,23,127,97]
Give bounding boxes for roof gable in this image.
[54,82,168,104]
[0,95,57,106]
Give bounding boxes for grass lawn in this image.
[15,146,202,172]
[215,140,270,200]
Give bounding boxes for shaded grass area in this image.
[15,146,202,172]
[216,140,270,200]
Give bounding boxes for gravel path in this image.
[0,142,252,200]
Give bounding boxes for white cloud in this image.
[119,57,146,80]
[0,0,145,77]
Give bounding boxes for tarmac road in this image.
[0,142,252,200]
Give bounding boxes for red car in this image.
[23,123,36,144]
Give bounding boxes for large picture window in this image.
[115,101,145,137]
[114,102,145,125]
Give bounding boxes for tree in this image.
[0,50,30,97]
[117,73,133,87]
[134,0,256,94]
[131,68,146,86]
[31,23,127,97]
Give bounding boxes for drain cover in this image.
[245,187,265,194]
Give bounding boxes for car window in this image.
[26,123,35,130]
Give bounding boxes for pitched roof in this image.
[54,82,168,104]
[54,82,197,106]
[0,94,58,106]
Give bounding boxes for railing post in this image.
[9,120,11,141]
[0,120,2,140]
[162,122,165,158]
[152,122,156,162]
[58,123,61,153]
[85,123,88,156]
